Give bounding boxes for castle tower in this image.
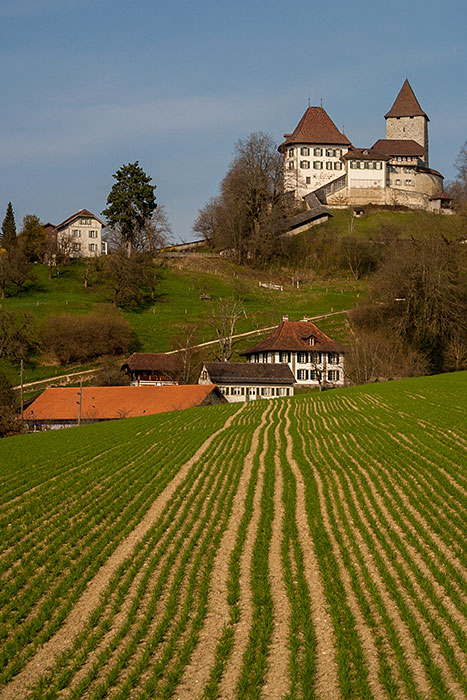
[385,79,429,165]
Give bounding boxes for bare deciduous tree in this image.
[208,298,245,361]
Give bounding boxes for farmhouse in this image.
[241,316,346,388]
[198,361,295,402]
[281,79,451,213]
[24,385,226,430]
[53,209,107,257]
[121,353,183,385]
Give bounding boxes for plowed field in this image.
[0,372,466,699]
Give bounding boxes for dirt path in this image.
[285,406,341,700]
[262,406,291,699]
[0,405,243,700]
[174,404,271,699]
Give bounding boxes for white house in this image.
[241,316,346,388]
[198,362,295,402]
[280,80,450,213]
[55,209,106,257]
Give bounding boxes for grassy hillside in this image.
[1,371,465,699]
[1,257,362,384]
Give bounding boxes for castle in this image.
[280,80,451,216]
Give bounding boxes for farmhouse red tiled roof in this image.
[121,352,183,376]
[372,139,425,157]
[55,209,106,230]
[384,79,429,120]
[241,319,346,355]
[203,362,295,385]
[279,107,351,150]
[24,385,223,422]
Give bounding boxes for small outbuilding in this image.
[121,353,183,385]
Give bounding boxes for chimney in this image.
[302,314,309,321]
[282,314,289,322]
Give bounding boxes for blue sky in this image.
[1,0,466,241]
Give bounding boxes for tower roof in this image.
[279,106,351,151]
[384,79,429,120]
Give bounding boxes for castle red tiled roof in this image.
[384,79,429,120]
[56,209,106,230]
[241,319,346,355]
[342,147,390,161]
[24,385,224,422]
[372,139,425,157]
[279,107,351,151]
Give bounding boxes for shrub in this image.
[41,307,135,365]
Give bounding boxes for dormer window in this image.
[306,335,315,346]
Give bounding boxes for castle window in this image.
[89,243,97,252]
[334,162,343,170]
[73,229,80,237]
[288,148,295,157]
[288,161,295,170]
[313,161,322,169]
[73,242,81,251]
[334,149,341,157]
[326,161,333,170]
[375,162,382,169]
[395,179,401,185]
[300,160,310,169]
[364,161,370,169]
[325,148,333,157]
[314,148,322,156]
[405,179,413,186]
[300,147,310,156]
[397,156,402,162]
[350,161,357,169]
[306,176,311,184]
[89,230,98,238]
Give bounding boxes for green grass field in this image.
[0,371,465,699]
[1,257,361,384]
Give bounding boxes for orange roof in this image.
[279,107,351,151]
[55,209,106,230]
[384,79,429,120]
[24,385,224,422]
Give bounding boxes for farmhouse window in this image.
[298,352,308,363]
[328,352,339,364]
[297,369,308,381]
[201,370,207,380]
[328,369,340,381]
[279,352,291,363]
[310,370,321,381]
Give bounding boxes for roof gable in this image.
[56,209,105,230]
[280,107,351,150]
[241,319,346,354]
[384,79,429,120]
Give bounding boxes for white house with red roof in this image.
[281,80,451,214]
[241,315,346,388]
[55,209,107,257]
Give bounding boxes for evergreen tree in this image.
[1,202,17,251]
[102,162,157,256]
